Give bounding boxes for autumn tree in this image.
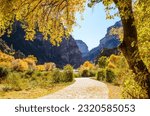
[88,0,150,98]
[0,0,86,45]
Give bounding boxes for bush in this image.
[36,65,45,71]
[12,59,28,71]
[106,68,116,83]
[122,70,148,99]
[98,56,108,68]
[32,74,51,88]
[97,69,106,81]
[0,67,9,81]
[81,69,95,77]
[62,64,74,82]
[44,62,56,71]
[5,73,30,91]
[81,69,89,77]
[23,55,37,70]
[0,51,14,62]
[25,70,34,76]
[51,69,62,83]
[82,61,94,69]
[74,73,80,78]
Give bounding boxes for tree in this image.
[98,56,108,68]
[89,0,150,98]
[0,0,86,45]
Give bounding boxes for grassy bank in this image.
[0,81,74,99]
[91,77,122,99]
[104,82,122,99]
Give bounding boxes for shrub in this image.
[44,62,56,71]
[0,51,14,62]
[97,69,106,81]
[98,56,108,68]
[82,61,94,69]
[80,68,96,77]
[62,64,74,82]
[51,69,62,83]
[32,74,52,88]
[0,67,9,81]
[74,73,80,78]
[36,65,45,71]
[106,68,116,83]
[122,70,148,99]
[0,62,12,68]
[25,70,34,76]
[81,69,89,77]
[2,85,13,92]
[12,59,28,71]
[23,55,37,70]
[5,73,30,91]
[107,62,116,69]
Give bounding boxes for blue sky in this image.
[71,2,120,50]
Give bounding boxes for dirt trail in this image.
[40,78,109,99]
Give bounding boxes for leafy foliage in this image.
[62,64,74,82]
[122,70,148,99]
[98,56,108,68]
[0,0,86,45]
[0,67,9,81]
[44,62,56,71]
[79,61,96,77]
[106,68,116,83]
[96,69,106,81]
[12,59,29,72]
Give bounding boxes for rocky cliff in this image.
[84,21,122,61]
[2,23,83,68]
[75,40,89,57]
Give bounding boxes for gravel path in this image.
[40,78,109,99]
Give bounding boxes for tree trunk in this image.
[113,0,150,98]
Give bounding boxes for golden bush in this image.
[23,56,37,70]
[82,61,94,70]
[36,65,45,71]
[12,59,28,71]
[0,51,14,62]
[44,62,56,71]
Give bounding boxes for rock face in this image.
[0,39,12,54]
[84,21,122,61]
[75,40,89,57]
[2,23,83,68]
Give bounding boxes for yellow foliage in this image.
[12,59,28,71]
[0,0,86,45]
[0,51,15,68]
[23,55,37,70]
[36,65,45,71]
[107,62,116,69]
[0,51,14,62]
[44,62,56,71]
[0,62,11,68]
[82,61,94,69]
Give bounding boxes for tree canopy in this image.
[0,0,86,45]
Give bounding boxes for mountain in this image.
[0,39,13,54]
[84,21,122,61]
[2,22,83,68]
[0,39,25,58]
[75,40,89,57]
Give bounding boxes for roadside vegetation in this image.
[0,51,74,98]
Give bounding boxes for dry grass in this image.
[105,82,122,99]
[91,77,122,99]
[0,82,74,99]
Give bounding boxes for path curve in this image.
[40,78,109,99]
